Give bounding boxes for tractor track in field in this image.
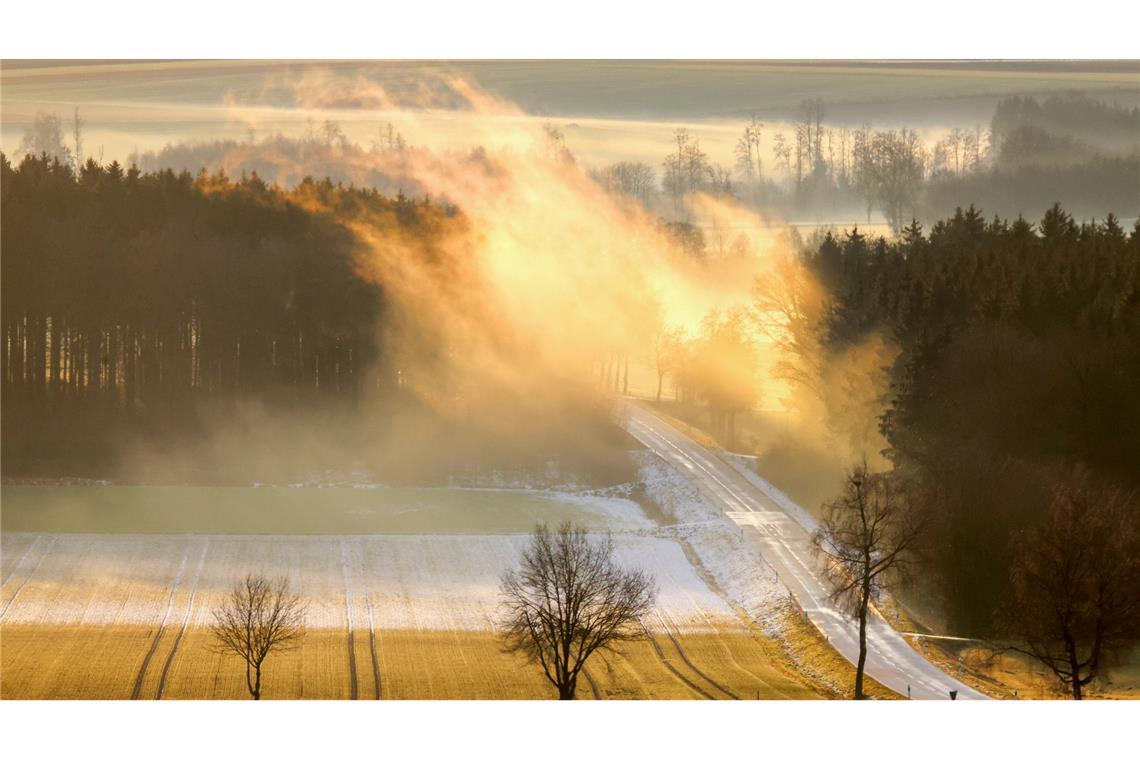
[341,541,359,700]
[367,618,381,699]
[345,539,382,699]
[639,620,714,699]
[0,536,56,621]
[357,542,382,700]
[654,611,740,700]
[131,547,190,699]
[156,538,209,699]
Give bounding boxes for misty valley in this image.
[2,60,1139,704]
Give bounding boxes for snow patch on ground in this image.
[633,451,791,635]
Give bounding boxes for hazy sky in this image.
[3,60,1139,169]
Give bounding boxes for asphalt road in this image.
[620,401,988,700]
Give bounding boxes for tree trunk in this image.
[558,685,575,700]
[1067,639,1083,700]
[246,661,262,700]
[656,371,663,402]
[855,588,869,699]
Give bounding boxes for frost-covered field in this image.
[1,532,738,633]
[1,458,787,634]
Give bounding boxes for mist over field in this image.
[4,65,888,484]
[4,60,1138,188]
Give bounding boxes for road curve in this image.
[619,401,987,700]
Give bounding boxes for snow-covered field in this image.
[1,456,792,635]
[1,447,806,641]
[1,531,746,633]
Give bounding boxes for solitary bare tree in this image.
[500,523,656,700]
[211,573,307,700]
[1000,480,1140,699]
[813,463,922,699]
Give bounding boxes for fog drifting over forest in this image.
[3,61,1138,491]
[4,60,1138,175]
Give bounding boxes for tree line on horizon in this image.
[574,92,1140,233]
[17,92,1135,241]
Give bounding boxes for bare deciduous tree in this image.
[813,463,922,699]
[734,114,763,184]
[18,111,72,166]
[662,128,713,219]
[1000,480,1140,699]
[500,523,656,700]
[211,573,307,700]
[652,324,686,402]
[591,161,656,207]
